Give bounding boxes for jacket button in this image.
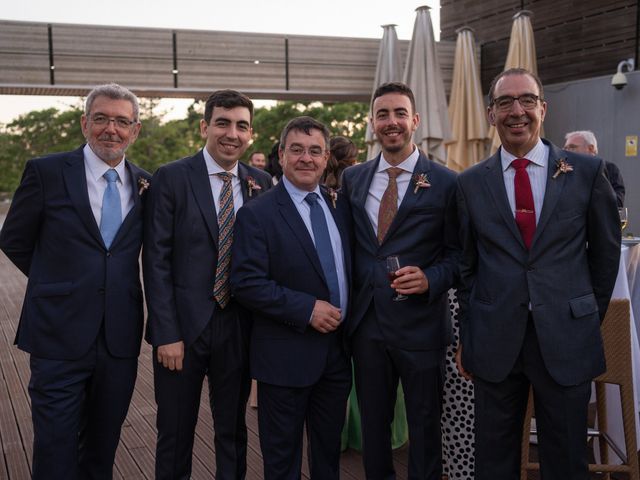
[98,288,105,294]
[106,252,112,257]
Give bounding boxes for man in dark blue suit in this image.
[231,116,352,480]
[143,90,272,479]
[341,82,459,480]
[456,69,620,480]
[0,83,149,480]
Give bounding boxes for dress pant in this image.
[29,327,138,480]
[257,334,351,480]
[352,305,445,480]
[474,318,591,480]
[153,303,251,480]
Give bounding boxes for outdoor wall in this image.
[543,70,640,234]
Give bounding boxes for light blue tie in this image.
[305,192,341,308]
[100,169,122,248]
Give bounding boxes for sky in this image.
[0,0,440,123]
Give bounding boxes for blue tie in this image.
[100,169,122,248]
[305,192,341,308]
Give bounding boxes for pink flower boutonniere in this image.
[138,177,150,195]
[552,158,573,179]
[246,176,262,197]
[412,173,431,193]
[327,188,338,209]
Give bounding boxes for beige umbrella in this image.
[365,24,403,159]
[403,5,451,165]
[446,27,488,172]
[488,10,540,153]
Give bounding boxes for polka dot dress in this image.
[442,289,475,479]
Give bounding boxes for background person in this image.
[322,135,359,189]
[248,150,267,170]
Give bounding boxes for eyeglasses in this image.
[491,94,541,112]
[286,145,326,158]
[90,114,137,129]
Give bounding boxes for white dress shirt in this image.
[500,139,549,225]
[364,147,420,235]
[84,144,134,226]
[203,148,244,214]
[282,176,348,319]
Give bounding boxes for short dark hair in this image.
[203,89,254,124]
[279,116,331,150]
[248,151,265,161]
[371,82,416,113]
[488,68,544,103]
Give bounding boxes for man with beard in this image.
[143,89,272,479]
[341,82,460,479]
[0,83,150,479]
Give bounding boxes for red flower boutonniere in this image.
[138,177,150,195]
[412,173,431,193]
[552,158,573,179]
[246,176,262,197]
[327,188,338,209]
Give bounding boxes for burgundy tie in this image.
[511,158,536,249]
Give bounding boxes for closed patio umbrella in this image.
[446,27,488,172]
[403,5,451,165]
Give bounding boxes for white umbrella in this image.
[365,24,403,159]
[488,10,540,153]
[446,27,488,172]
[403,5,451,165]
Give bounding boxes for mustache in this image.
[97,134,123,142]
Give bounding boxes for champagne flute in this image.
[619,207,628,232]
[386,255,408,301]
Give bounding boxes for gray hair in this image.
[85,83,140,121]
[565,130,598,154]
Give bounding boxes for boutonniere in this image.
[137,177,150,195]
[245,176,262,197]
[412,173,431,193]
[327,188,338,209]
[552,157,573,179]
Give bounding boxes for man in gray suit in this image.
[456,68,620,480]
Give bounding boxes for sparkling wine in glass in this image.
[386,255,408,301]
[619,207,628,232]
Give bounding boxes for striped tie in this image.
[214,172,234,308]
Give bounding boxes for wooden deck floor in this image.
[0,251,411,479]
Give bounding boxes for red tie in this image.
[511,158,536,249]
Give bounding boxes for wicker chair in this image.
[521,298,639,479]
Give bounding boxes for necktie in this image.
[100,169,122,249]
[305,193,341,308]
[214,172,234,308]
[377,167,403,243]
[512,158,536,249]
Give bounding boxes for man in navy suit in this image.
[0,83,149,480]
[341,82,459,480]
[143,89,272,479]
[231,116,352,480]
[456,69,620,480]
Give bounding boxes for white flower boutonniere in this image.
[552,158,573,179]
[412,173,431,193]
[327,188,338,209]
[246,176,262,197]
[138,177,150,195]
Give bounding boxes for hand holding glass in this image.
[386,256,408,301]
[619,207,628,232]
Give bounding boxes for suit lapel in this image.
[352,158,379,246]
[187,151,219,246]
[238,162,251,203]
[111,161,142,247]
[62,148,104,247]
[322,188,351,282]
[275,183,326,282]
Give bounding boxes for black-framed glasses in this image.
[90,114,137,129]
[491,94,541,112]
[286,145,326,158]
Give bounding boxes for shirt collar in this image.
[203,148,239,177]
[282,176,323,206]
[83,144,127,182]
[377,145,420,174]
[500,138,547,172]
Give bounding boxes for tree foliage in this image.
[0,100,369,194]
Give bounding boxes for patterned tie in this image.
[512,158,536,249]
[305,193,341,308]
[100,169,122,249]
[214,172,234,308]
[377,167,403,243]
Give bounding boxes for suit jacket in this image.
[230,181,353,387]
[604,160,625,208]
[456,139,621,386]
[340,150,459,350]
[0,146,150,360]
[143,151,272,348]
